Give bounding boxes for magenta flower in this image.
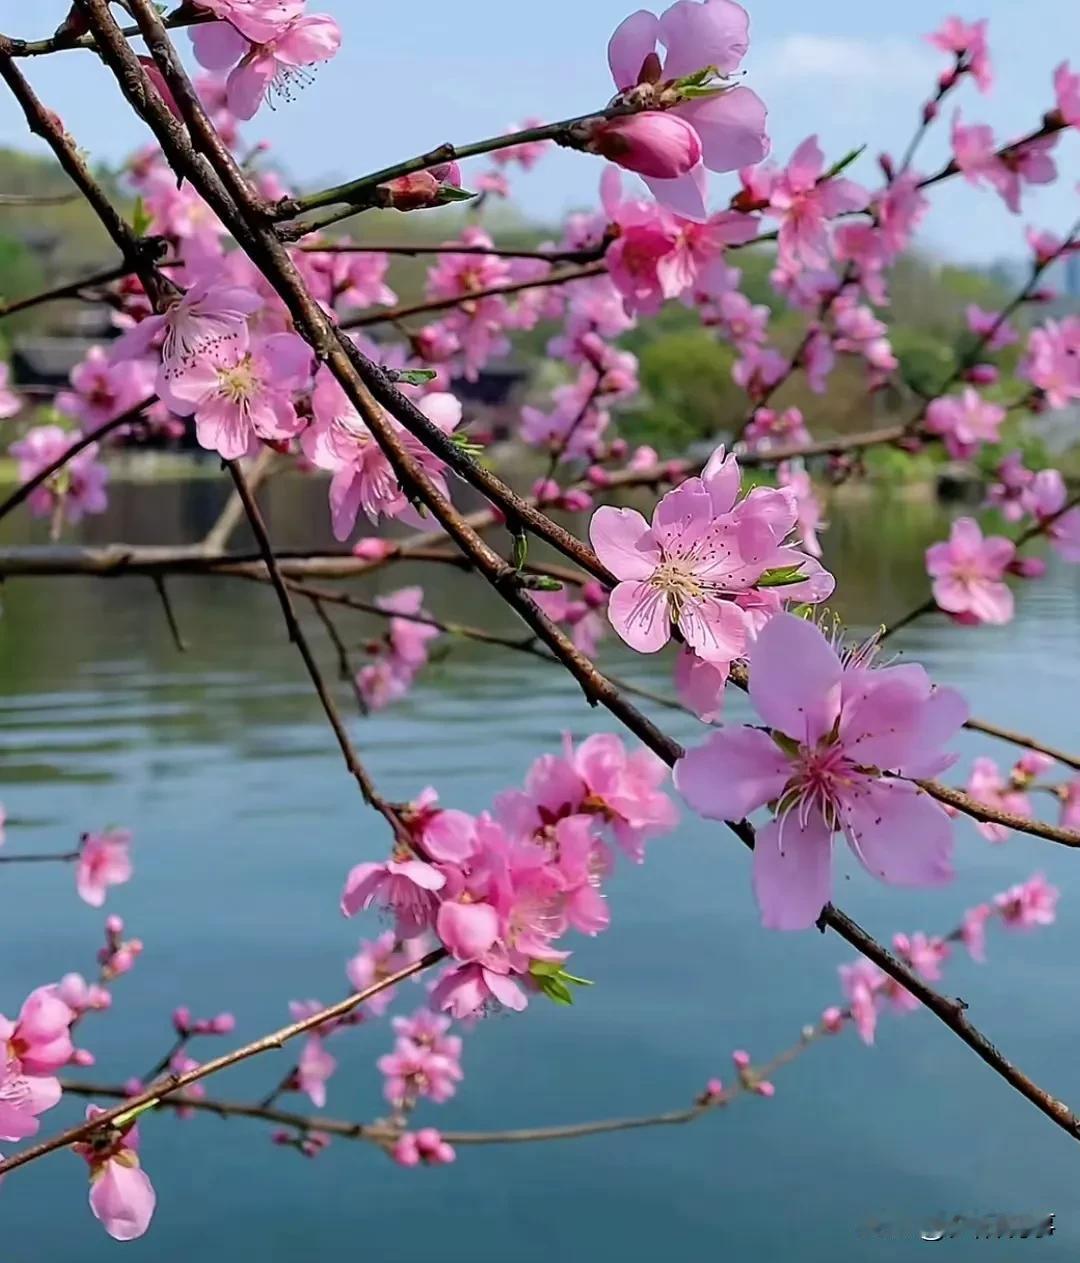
[1021,318,1080,410]
[764,136,869,272]
[839,959,881,1045]
[391,1128,456,1167]
[9,426,109,526]
[1030,469,1080,563]
[951,112,1057,213]
[966,758,1032,843]
[925,517,1015,626]
[0,1057,61,1142]
[296,1036,336,1108]
[377,1038,462,1107]
[76,829,133,908]
[345,932,419,1016]
[55,346,153,433]
[928,17,992,92]
[340,858,445,937]
[0,986,75,1075]
[924,386,1006,460]
[75,1110,156,1242]
[430,962,527,1019]
[676,614,966,930]
[163,332,312,460]
[604,0,768,220]
[591,112,702,180]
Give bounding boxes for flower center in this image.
[215,355,259,404]
[650,558,703,616]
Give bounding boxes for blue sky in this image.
[0,0,1076,263]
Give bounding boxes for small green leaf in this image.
[131,196,152,237]
[113,1098,159,1130]
[512,532,528,571]
[529,960,561,978]
[821,144,866,183]
[438,185,478,204]
[757,564,806,589]
[540,976,575,1005]
[521,576,563,592]
[392,368,437,386]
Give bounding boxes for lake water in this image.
[1,471,1078,1260]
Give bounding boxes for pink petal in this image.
[749,613,842,744]
[840,779,954,887]
[275,16,342,67]
[675,726,790,820]
[608,9,661,89]
[674,86,769,172]
[483,969,528,1012]
[89,1160,156,1242]
[608,579,671,653]
[752,812,833,930]
[388,859,445,891]
[589,506,659,580]
[226,56,275,121]
[642,164,709,221]
[190,21,248,72]
[658,0,750,79]
[896,686,969,779]
[839,664,930,770]
[436,901,500,961]
[678,595,747,662]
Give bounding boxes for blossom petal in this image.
[589,505,659,579]
[678,595,747,662]
[89,1161,156,1242]
[608,580,671,653]
[752,813,833,931]
[642,164,709,222]
[674,86,769,172]
[658,0,750,78]
[608,9,661,89]
[840,779,954,887]
[749,613,842,743]
[676,726,790,820]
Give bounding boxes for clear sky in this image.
[0,1,1076,264]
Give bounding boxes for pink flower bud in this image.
[704,1077,724,1098]
[965,363,998,385]
[71,1047,95,1067]
[353,538,396,562]
[822,1006,845,1034]
[731,1049,750,1070]
[754,1080,776,1098]
[590,112,702,180]
[172,1006,192,1034]
[105,915,124,937]
[922,100,940,124]
[209,1012,236,1035]
[586,465,612,488]
[1008,556,1047,579]
[560,488,593,512]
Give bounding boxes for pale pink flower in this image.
[162,332,312,460]
[8,426,109,524]
[951,113,1057,213]
[296,1036,336,1108]
[200,1,306,44]
[764,136,869,272]
[961,903,992,963]
[76,829,133,908]
[924,387,1006,459]
[966,304,1018,352]
[839,959,881,1045]
[55,347,152,432]
[401,788,476,864]
[677,614,966,930]
[392,1128,456,1167]
[377,1039,462,1106]
[0,363,20,419]
[355,659,412,713]
[1030,468,1080,562]
[928,17,992,92]
[925,517,1015,626]
[743,406,810,453]
[674,648,728,722]
[604,0,768,220]
[430,962,527,1019]
[894,931,950,981]
[1060,779,1080,831]
[966,757,1032,842]
[986,451,1035,522]
[340,858,445,936]
[1055,62,1080,128]
[346,933,418,1016]
[874,173,930,258]
[0,986,74,1077]
[76,1110,156,1242]
[777,463,824,557]
[994,873,1059,930]
[1021,318,1080,410]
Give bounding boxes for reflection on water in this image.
[1,473,1078,1262]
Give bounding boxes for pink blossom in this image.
[346,933,419,1016]
[966,758,1032,842]
[401,788,476,865]
[0,362,21,419]
[423,228,513,379]
[924,387,1006,460]
[966,304,1018,352]
[377,1038,462,1107]
[1021,318,1080,410]
[839,959,881,1045]
[391,1010,462,1062]
[377,587,441,670]
[764,137,869,272]
[76,829,133,908]
[674,648,728,722]
[925,517,1015,626]
[430,962,528,1019]
[0,1057,61,1142]
[874,173,930,259]
[299,245,397,313]
[296,1036,336,1108]
[591,112,702,180]
[8,426,109,525]
[54,974,111,1016]
[163,332,312,460]
[0,986,74,1077]
[986,451,1035,522]
[490,118,550,170]
[951,113,1057,214]
[76,1110,156,1242]
[1060,779,1080,831]
[200,1,306,45]
[604,1,768,220]
[777,464,825,558]
[1054,62,1080,129]
[340,858,445,936]
[961,903,992,963]
[676,614,966,930]
[55,346,153,433]
[743,406,810,453]
[994,873,1059,930]
[928,17,992,92]
[1030,468,1080,562]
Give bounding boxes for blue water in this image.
[0,478,1078,1259]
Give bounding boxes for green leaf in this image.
[530,960,595,1005]
[674,65,719,89]
[392,368,437,386]
[821,144,866,183]
[512,532,528,571]
[113,1098,160,1130]
[438,185,478,204]
[540,976,575,1005]
[529,960,562,978]
[757,564,806,589]
[131,196,152,238]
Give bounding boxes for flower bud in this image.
[589,112,702,179]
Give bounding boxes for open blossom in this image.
[163,332,312,460]
[676,614,966,930]
[925,517,1015,626]
[764,137,869,272]
[986,451,1035,522]
[56,346,153,432]
[340,857,445,936]
[839,959,881,1045]
[392,1128,456,1168]
[928,17,992,92]
[743,406,810,453]
[1021,318,1080,410]
[296,1036,336,1108]
[777,463,824,558]
[603,0,768,220]
[589,446,831,660]
[951,113,1057,213]
[9,427,109,525]
[924,387,1005,460]
[430,962,528,1020]
[1056,62,1080,129]
[994,874,1059,930]
[302,367,462,539]
[967,304,1017,352]
[0,986,74,1076]
[346,933,418,1016]
[377,1037,462,1107]
[75,1111,156,1242]
[0,1057,61,1142]
[194,13,342,120]
[966,758,1032,843]
[76,829,133,908]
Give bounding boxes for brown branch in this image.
[915,779,1080,847]
[0,948,446,1179]
[0,399,154,523]
[151,575,187,652]
[200,448,277,554]
[298,242,606,265]
[3,4,211,57]
[0,850,79,865]
[0,261,134,320]
[965,717,1080,773]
